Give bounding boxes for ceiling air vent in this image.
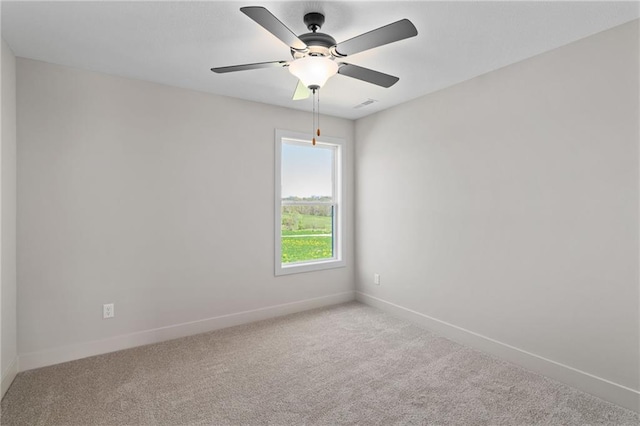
[354,99,378,109]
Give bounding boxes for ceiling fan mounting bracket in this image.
[304,12,325,32]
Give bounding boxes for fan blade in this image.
[292,80,311,100]
[241,6,307,50]
[334,19,417,56]
[338,63,399,88]
[211,60,288,73]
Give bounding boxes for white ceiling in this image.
[2,1,638,120]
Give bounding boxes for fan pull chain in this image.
[317,89,321,138]
[312,88,316,146]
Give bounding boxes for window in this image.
[275,129,345,275]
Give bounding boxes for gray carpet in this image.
[1,302,638,425]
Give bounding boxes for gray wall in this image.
[1,37,18,396]
[16,59,355,363]
[355,19,639,397]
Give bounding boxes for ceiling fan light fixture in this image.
[288,56,338,89]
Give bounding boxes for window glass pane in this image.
[282,142,334,199]
[281,205,334,264]
[275,129,344,275]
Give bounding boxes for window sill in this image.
[275,259,346,276]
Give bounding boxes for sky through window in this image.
[281,142,333,199]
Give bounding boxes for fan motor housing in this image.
[291,32,337,59]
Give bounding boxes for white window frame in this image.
[275,129,346,276]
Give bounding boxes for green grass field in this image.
[281,212,333,263]
[281,236,333,263]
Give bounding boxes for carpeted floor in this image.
[1,302,638,425]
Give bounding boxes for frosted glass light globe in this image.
[289,56,338,89]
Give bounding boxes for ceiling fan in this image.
[211,6,418,100]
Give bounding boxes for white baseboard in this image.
[1,356,18,399]
[356,291,640,413]
[19,291,355,373]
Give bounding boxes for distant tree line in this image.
[282,197,333,231]
[282,196,331,202]
[282,197,332,216]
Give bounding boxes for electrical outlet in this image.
[103,303,114,319]
[374,273,380,285]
